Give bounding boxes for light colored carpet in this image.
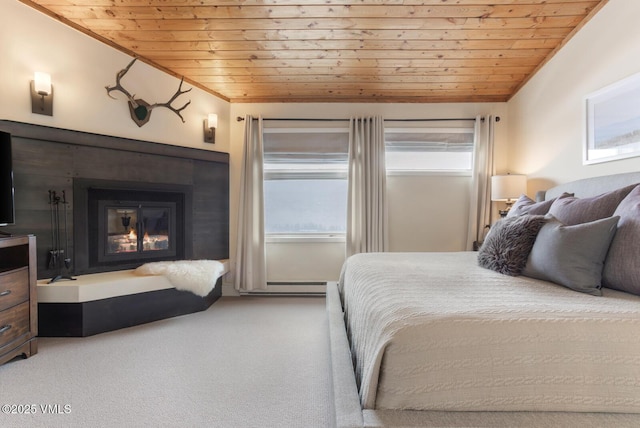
[0,296,333,428]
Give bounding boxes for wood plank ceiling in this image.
[20,0,607,103]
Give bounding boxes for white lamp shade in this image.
[34,72,52,95]
[491,174,527,201]
[207,113,218,129]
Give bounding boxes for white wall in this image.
[266,241,346,283]
[0,1,230,152]
[508,0,640,196]
[387,175,471,252]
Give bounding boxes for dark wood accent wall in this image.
[0,120,229,280]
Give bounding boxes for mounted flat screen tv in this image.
[0,130,15,226]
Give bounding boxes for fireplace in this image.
[74,179,193,275]
[97,197,178,263]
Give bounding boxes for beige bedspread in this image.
[338,251,640,412]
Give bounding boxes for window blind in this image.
[263,129,349,164]
[385,128,474,153]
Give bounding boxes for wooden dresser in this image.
[0,235,37,365]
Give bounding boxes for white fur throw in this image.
[134,260,225,297]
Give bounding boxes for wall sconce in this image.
[491,174,527,217]
[30,72,53,116]
[203,113,218,144]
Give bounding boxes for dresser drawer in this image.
[0,301,30,352]
[0,267,29,312]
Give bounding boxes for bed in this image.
[327,171,640,427]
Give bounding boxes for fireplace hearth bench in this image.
[36,260,228,337]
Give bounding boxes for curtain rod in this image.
[236,116,499,122]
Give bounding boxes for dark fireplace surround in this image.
[0,120,229,282]
[73,178,194,275]
[0,121,230,336]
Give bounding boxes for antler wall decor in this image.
[106,58,192,127]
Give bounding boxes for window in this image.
[385,122,475,174]
[263,127,349,239]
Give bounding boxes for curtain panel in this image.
[466,115,496,250]
[234,115,267,291]
[347,116,388,257]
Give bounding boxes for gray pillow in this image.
[522,215,620,296]
[548,185,635,225]
[507,192,571,217]
[602,185,640,295]
[478,215,547,276]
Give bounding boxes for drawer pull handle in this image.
[0,290,11,297]
[0,325,11,334]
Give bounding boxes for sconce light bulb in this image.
[203,114,217,143]
[34,72,52,96]
[208,113,218,129]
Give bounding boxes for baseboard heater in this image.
[244,281,328,296]
[267,281,327,286]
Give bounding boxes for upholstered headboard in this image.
[537,171,640,202]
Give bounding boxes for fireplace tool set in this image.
[48,190,75,284]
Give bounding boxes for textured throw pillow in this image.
[548,185,635,225]
[603,185,640,295]
[522,215,620,296]
[478,215,547,276]
[507,193,571,218]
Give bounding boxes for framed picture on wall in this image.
[584,71,640,164]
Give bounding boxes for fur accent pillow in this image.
[478,215,547,276]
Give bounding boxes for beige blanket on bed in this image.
[339,251,640,412]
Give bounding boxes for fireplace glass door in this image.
[98,201,177,263]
